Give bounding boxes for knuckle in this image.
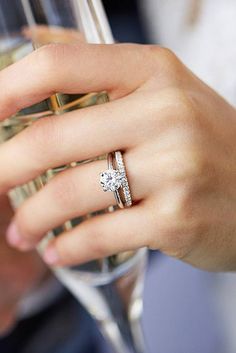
[16,207,35,241]
[145,88,198,134]
[153,46,183,75]
[157,214,204,261]
[82,219,115,259]
[173,89,196,117]
[158,187,191,227]
[150,185,205,258]
[181,146,216,191]
[23,116,62,166]
[157,118,213,183]
[180,148,210,181]
[159,145,213,187]
[158,46,177,62]
[190,151,213,183]
[163,88,197,123]
[87,234,108,259]
[2,93,21,115]
[49,173,78,212]
[35,43,71,90]
[167,219,205,260]
[36,43,67,71]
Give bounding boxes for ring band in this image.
[114,151,132,207]
[108,152,125,209]
[100,151,133,208]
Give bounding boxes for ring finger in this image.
[6,150,146,249]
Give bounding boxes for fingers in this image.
[14,159,114,244]
[0,43,160,120]
[6,149,147,249]
[0,93,151,193]
[42,204,154,267]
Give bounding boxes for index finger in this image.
[0,43,159,120]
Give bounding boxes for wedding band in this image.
[114,151,132,207]
[100,151,133,208]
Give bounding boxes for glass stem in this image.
[97,295,146,353]
[54,250,148,353]
[97,258,148,353]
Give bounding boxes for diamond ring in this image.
[100,151,133,208]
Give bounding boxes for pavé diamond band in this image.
[100,151,133,208]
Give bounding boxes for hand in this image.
[0,195,47,334]
[1,43,236,271]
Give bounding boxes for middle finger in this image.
[0,93,147,193]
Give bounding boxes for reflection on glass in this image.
[0,1,148,352]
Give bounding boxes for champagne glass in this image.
[0,1,148,352]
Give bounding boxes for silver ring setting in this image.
[100,151,133,208]
[100,169,123,192]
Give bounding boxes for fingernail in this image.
[43,246,60,265]
[6,222,22,246]
[6,222,32,250]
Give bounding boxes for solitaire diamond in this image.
[100,169,123,192]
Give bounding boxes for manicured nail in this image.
[43,246,60,265]
[6,222,22,246]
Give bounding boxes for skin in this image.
[0,29,85,334]
[0,42,236,272]
[0,195,47,334]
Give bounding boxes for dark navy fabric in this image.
[0,291,109,353]
[103,0,148,43]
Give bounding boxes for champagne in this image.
[0,39,52,142]
[0,42,147,353]
[0,39,108,197]
[0,0,147,348]
[0,38,133,270]
[0,40,108,141]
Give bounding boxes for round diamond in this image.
[100,169,122,192]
